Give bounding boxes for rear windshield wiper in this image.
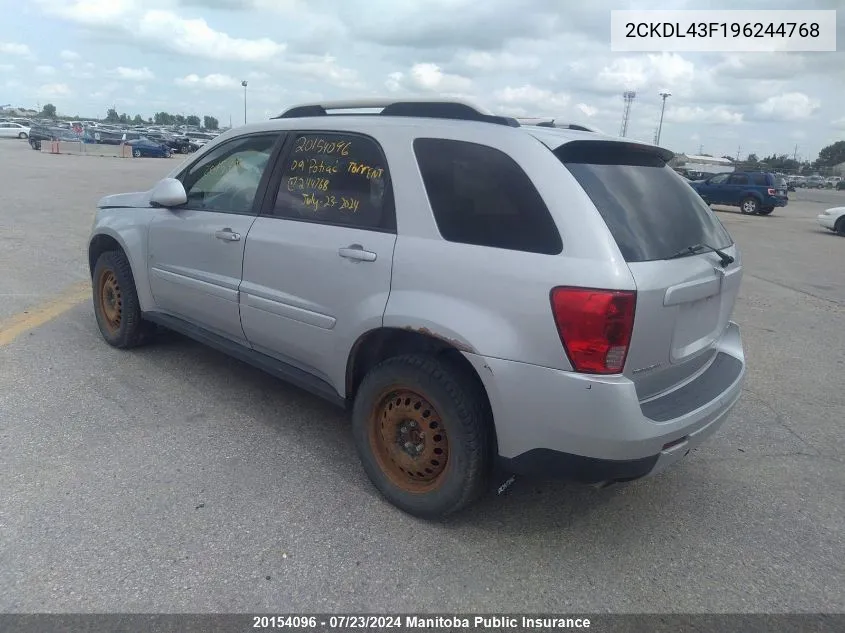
[668,243,734,267]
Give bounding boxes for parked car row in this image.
[787,174,842,189]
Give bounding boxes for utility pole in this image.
[736,145,741,161]
[241,80,248,125]
[793,145,798,162]
[620,91,636,138]
[654,90,671,145]
[699,144,704,155]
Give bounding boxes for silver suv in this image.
[87,98,746,518]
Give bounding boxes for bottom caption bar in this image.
[0,614,841,633]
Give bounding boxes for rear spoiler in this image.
[554,139,674,165]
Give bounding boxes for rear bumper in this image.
[767,197,788,207]
[464,322,745,482]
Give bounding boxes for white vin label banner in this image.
[611,10,837,52]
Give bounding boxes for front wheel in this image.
[740,197,759,214]
[18,132,28,139]
[92,250,154,348]
[132,149,141,158]
[352,354,493,519]
[835,217,845,237]
[758,207,774,215]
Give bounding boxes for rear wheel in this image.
[352,354,492,519]
[18,132,27,139]
[758,207,774,215]
[132,148,141,158]
[92,250,154,348]
[740,197,759,214]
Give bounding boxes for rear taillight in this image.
[550,287,637,374]
[767,188,776,195]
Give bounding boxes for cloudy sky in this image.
[1,0,842,159]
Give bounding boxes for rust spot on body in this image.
[403,326,475,354]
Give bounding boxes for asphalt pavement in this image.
[0,138,843,613]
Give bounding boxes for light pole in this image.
[655,89,671,146]
[241,80,248,125]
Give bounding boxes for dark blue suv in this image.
[690,171,788,215]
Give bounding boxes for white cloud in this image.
[134,85,146,95]
[175,73,242,90]
[494,85,570,114]
[111,66,155,81]
[138,10,286,61]
[0,64,14,72]
[60,50,81,61]
[457,50,540,72]
[755,92,820,121]
[0,42,32,57]
[410,63,473,92]
[832,117,845,130]
[665,106,743,125]
[37,83,72,98]
[577,103,598,117]
[36,65,56,75]
[277,55,361,90]
[595,53,695,93]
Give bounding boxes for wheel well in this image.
[346,328,497,447]
[88,234,123,277]
[835,216,845,233]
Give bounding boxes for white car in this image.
[0,122,30,139]
[818,207,845,236]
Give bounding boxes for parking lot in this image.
[1,137,843,613]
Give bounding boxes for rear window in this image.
[556,142,732,263]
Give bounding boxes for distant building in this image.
[833,161,845,176]
[670,153,735,175]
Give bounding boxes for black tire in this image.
[132,148,141,158]
[352,353,493,519]
[758,207,774,215]
[835,217,845,237]
[18,132,27,139]
[92,250,154,348]
[740,197,759,214]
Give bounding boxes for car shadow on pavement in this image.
[132,327,703,532]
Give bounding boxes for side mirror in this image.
[150,178,187,208]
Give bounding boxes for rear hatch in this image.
[554,140,742,400]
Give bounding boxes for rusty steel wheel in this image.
[369,388,450,494]
[92,250,154,348]
[98,269,123,333]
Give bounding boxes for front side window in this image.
[180,134,279,214]
[709,173,730,184]
[413,138,562,254]
[729,174,749,185]
[270,132,394,231]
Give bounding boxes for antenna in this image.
[620,91,636,137]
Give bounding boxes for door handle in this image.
[215,228,241,242]
[338,244,377,262]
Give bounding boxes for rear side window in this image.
[728,174,749,185]
[413,138,562,255]
[752,174,768,186]
[557,142,732,263]
[271,132,395,232]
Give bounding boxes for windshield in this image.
[555,142,733,263]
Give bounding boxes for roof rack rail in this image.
[516,117,600,133]
[274,98,520,128]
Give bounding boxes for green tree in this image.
[105,108,120,123]
[185,114,201,127]
[203,115,219,130]
[746,153,759,163]
[174,114,186,125]
[119,113,129,124]
[154,111,174,125]
[40,103,57,118]
[133,114,144,124]
[815,141,845,168]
